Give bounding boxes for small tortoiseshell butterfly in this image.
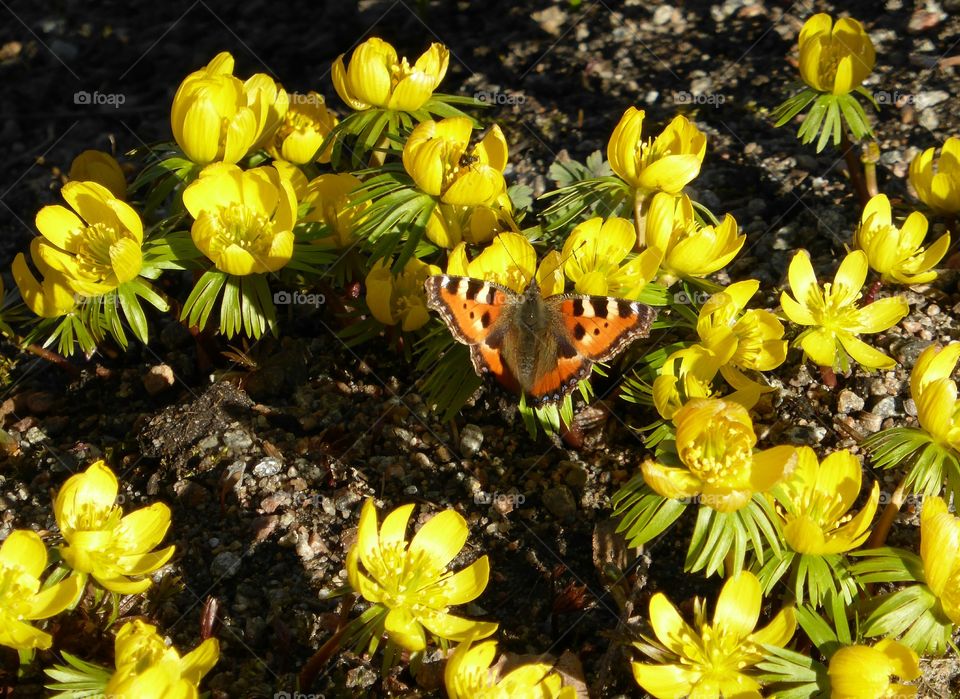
[424,275,657,405]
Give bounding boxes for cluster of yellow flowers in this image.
[0,460,217,696]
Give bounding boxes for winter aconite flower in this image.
[697,280,787,378]
[632,571,796,698]
[55,461,175,594]
[182,164,297,275]
[798,13,875,96]
[0,530,82,651]
[267,92,337,164]
[171,51,288,165]
[332,38,449,112]
[920,495,960,625]
[104,620,219,699]
[909,136,960,215]
[607,108,707,194]
[780,250,909,370]
[827,639,920,698]
[346,498,497,651]
[30,181,144,297]
[447,233,564,296]
[68,150,126,199]
[854,194,948,284]
[425,195,515,250]
[642,398,797,512]
[646,192,744,286]
[561,216,661,300]
[303,173,368,249]
[403,117,507,206]
[365,257,440,331]
[445,637,573,699]
[910,343,960,451]
[773,447,879,555]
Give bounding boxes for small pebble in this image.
[210,551,242,579]
[252,457,282,478]
[460,424,484,456]
[836,389,865,414]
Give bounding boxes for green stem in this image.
[839,129,870,210]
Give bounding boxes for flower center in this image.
[682,422,751,487]
[74,222,125,281]
[805,282,862,330]
[0,564,38,618]
[215,203,273,250]
[368,543,446,613]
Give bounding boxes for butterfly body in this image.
[425,275,656,405]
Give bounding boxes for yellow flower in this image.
[642,398,797,512]
[909,136,960,215]
[267,92,337,164]
[773,447,879,555]
[105,620,219,699]
[182,163,296,275]
[0,530,82,651]
[607,108,707,194]
[920,495,960,625]
[653,343,768,420]
[346,498,497,651]
[646,192,744,285]
[13,245,77,318]
[332,38,449,112]
[303,173,368,249]
[632,571,796,698]
[403,117,508,206]
[445,637,570,699]
[854,194,949,284]
[561,216,661,300]
[170,51,288,165]
[798,14,875,95]
[426,194,515,250]
[697,279,787,384]
[447,233,564,296]
[366,257,441,331]
[780,250,908,370]
[827,639,920,698]
[909,343,960,450]
[68,150,126,199]
[54,460,175,594]
[32,181,144,297]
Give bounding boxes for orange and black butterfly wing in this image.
[424,275,522,393]
[556,295,657,361]
[523,294,657,405]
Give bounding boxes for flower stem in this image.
[24,343,80,378]
[866,476,906,549]
[839,128,870,210]
[819,365,837,388]
[633,188,647,248]
[863,141,880,198]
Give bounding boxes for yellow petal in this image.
[631,663,696,699]
[641,459,701,500]
[408,509,468,570]
[799,328,839,367]
[436,556,489,605]
[713,571,761,639]
[854,297,908,334]
[837,333,896,370]
[0,529,48,579]
[648,592,698,656]
[23,573,83,620]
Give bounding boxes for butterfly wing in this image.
[523,294,657,405]
[424,275,522,393]
[556,295,657,361]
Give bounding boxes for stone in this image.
[837,389,865,414]
[460,424,484,456]
[210,551,241,579]
[143,365,176,395]
[252,457,282,478]
[542,485,577,521]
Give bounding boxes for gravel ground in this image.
[1,0,960,696]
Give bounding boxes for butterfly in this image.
[424,275,657,406]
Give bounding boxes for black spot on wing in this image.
[480,311,491,327]
[572,298,585,316]
[573,323,586,340]
[444,277,459,294]
[466,279,484,300]
[593,299,608,318]
[617,299,633,317]
[557,334,578,358]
